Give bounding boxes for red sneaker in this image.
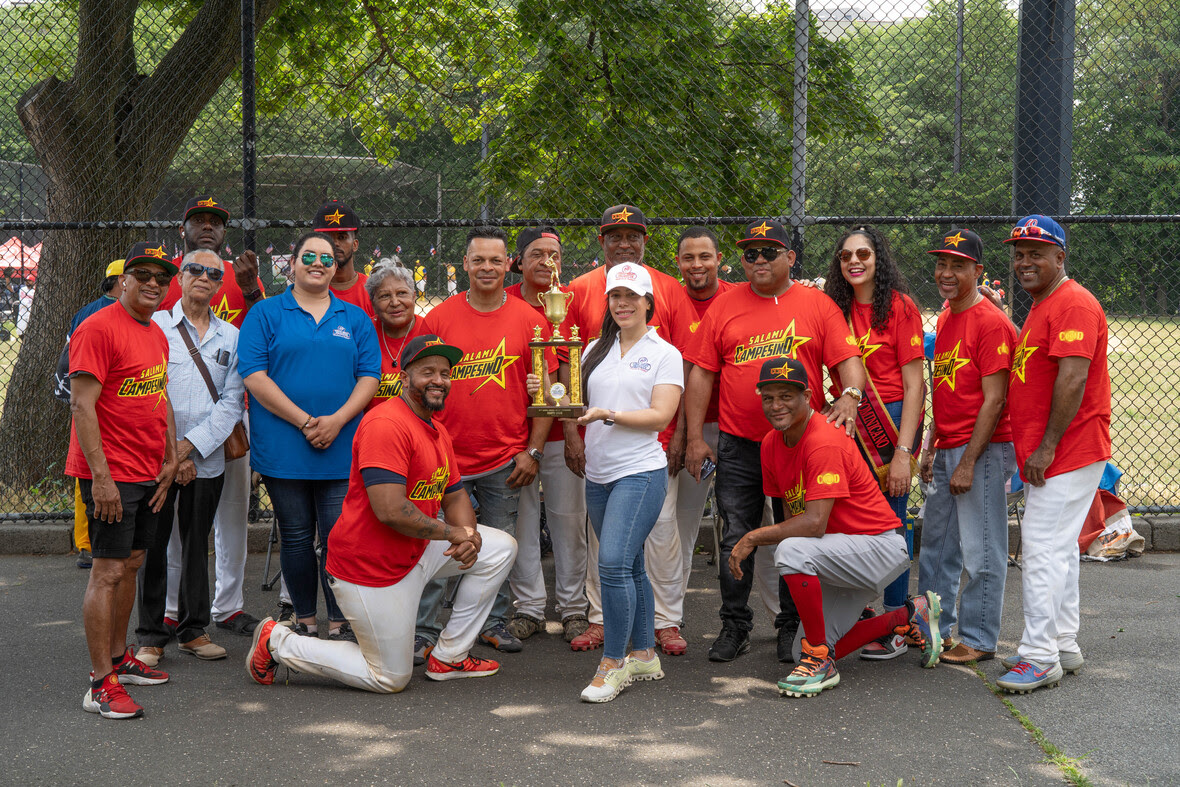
[655,626,688,656]
[247,617,280,685]
[82,673,144,719]
[90,647,169,686]
[570,622,604,652]
[425,653,500,681]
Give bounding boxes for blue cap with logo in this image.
[1003,214,1066,250]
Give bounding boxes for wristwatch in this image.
[527,448,544,462]
[604,410,616,426]
[841,386,863,402]
[243,287,263,301]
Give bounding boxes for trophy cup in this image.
[528,256,587,418]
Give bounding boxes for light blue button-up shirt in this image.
[153,303,246,479]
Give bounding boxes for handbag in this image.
[177,321,250,461]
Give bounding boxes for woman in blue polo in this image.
[238,231,379,640]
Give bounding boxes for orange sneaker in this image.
[246,617,279,685]
[425,653,500,681]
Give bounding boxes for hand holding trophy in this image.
[528,255,587,418]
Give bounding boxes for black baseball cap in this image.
[313,200,360,233]
[123,241,179,276]
[927,228,983,263]
[183,196,230,224]
[400,334,463,370]
[737,219,790,249]
[755,357,807,390]
[599,204,648,235]
[511,226,562,274]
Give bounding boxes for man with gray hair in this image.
[137,249,245,665]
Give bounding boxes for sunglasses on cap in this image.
[126,268,173,286]
[742,247,787,264]
[299,251,336,266]
[1009,224,1064,244]
[181,262,224,281]
[838,247,873,264]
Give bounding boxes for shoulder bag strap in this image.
[177,320,221,404]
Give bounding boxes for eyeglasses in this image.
[838,247,873,264]
[300,252,336,266]
[126,268,173,286]
[182,262,224,281]
[742,247,785,264]
[1009,224,1063,245]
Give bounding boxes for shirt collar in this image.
[167,302,223,334]
[279,285,345,314]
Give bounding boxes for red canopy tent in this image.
[0,236,40,282]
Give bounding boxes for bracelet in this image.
[896,445,912,455]
[301,417,312,430]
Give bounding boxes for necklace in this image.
[466,290,507,309]
[380,318,415,369]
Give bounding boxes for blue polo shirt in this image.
[238,287,380,479]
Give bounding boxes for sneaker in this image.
[1002,650,1083,675]
[425,653,500,681]
[83,674,143,719]
[777,638,840,698]
[216,611,261,636]
[329,623,357,643]
[562,614,590,643]
[134,646,165,668]
[570,622,605,652]
[507,613,545,641]
[655,627,687,656]
[860,632,908,661]
[76,549,92,569]
[276,602,296,627]
[708,626,750,662]
[90,648,169,686]
[246,617,279,685]
[163,616,179,634]
[908,591,943,668]
[626,653,665,682]
[996,660,1064,694]
[479,622,523,652]
[179,634,227,660]
[776,620,799,664]
[291,622,316,637]
[413,635,435,667]
[940,642,994,664]
[580,660,630,703]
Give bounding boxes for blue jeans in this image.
[585,469,666,660]
[262,476,348,622]
[917,440,1016,651]
[416,462,520,641]
[877,399,915,610]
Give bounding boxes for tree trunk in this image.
[0,0,279,493]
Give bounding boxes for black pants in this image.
[136,475,225,646]
[714,431,796,631]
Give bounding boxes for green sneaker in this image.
[909,591,943,669]
[626,653,665,683]
[580,660,630,703]
[777,639,840,698]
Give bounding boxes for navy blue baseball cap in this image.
[756,357,807,390]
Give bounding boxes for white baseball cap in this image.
[604,263,653,297]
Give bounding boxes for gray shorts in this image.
[774,530,909,658]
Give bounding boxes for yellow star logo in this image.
[856,329,883,361]
[611,206,634,223]
[733,321,812,365]
[146,245,168,260]
[213,294,242,325]
[932,340,973,390]
[750,222,772,237]
[783,474,805,517]
[324,209,345,226]
[450,338,521,394]
[689,320,701,333]
[944,232,966,247]
[197,198,219,208]
[1011,335,1038,384]
[770,364,791,379]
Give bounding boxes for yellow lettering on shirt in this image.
[450,338,520,393]
[783,474,805,517]
[1011,336,1038,384]
[1058,330,1084,342]
[932,340,972,391]
[816,472,840,485]
[997,342,1010,356]
[116,353,169,410]
[376,372,402,399]
[408,466,450,502]
[733,321,813,365]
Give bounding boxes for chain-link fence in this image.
[0,0,1176,519]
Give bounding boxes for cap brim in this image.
[407,345,464,368]
[737,237,788,248]
[756,378,806,389]
[314,226,359,233]
[599,223,648,235]
[926,248,980,262]
[1001,236,1060,246]
[184,207,230,223]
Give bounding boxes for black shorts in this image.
[77,478,161,559]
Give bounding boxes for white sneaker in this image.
[580,662,630,703]
[860,633,908,660]
[1002,650,1083,675]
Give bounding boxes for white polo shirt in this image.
[584,327,684,485]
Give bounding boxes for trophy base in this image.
[528,404,587,419]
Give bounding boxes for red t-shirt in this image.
[422,293,555,476]
[66,303,171,482]
[686,280,737,425]
[1008,279,1111,479]
[331,271,376,320]
[366,318,430,412]
[326,397,463,586]
[686,283,860,442]
[933,298,1017,448]
[506,282,577,444]
[159,257,264,329]
[761,413,900,535]
[834,292,924,403]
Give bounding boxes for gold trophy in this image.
[528,256,587,418]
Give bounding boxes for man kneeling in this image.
[247,335,517,692]
[728,358,942,698]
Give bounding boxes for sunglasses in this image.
[300,251,337,266]
[742,247,786,263]
[1009,224,1063,244]
[126,268,173,286]
[838,247,873,264]
[182,262,224,281]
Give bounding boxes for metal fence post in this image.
[790,0,809,273]
[241,0,257,254]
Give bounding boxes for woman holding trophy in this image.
[529,261,682,703]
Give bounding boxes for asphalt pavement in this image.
[2,548,1176,786]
